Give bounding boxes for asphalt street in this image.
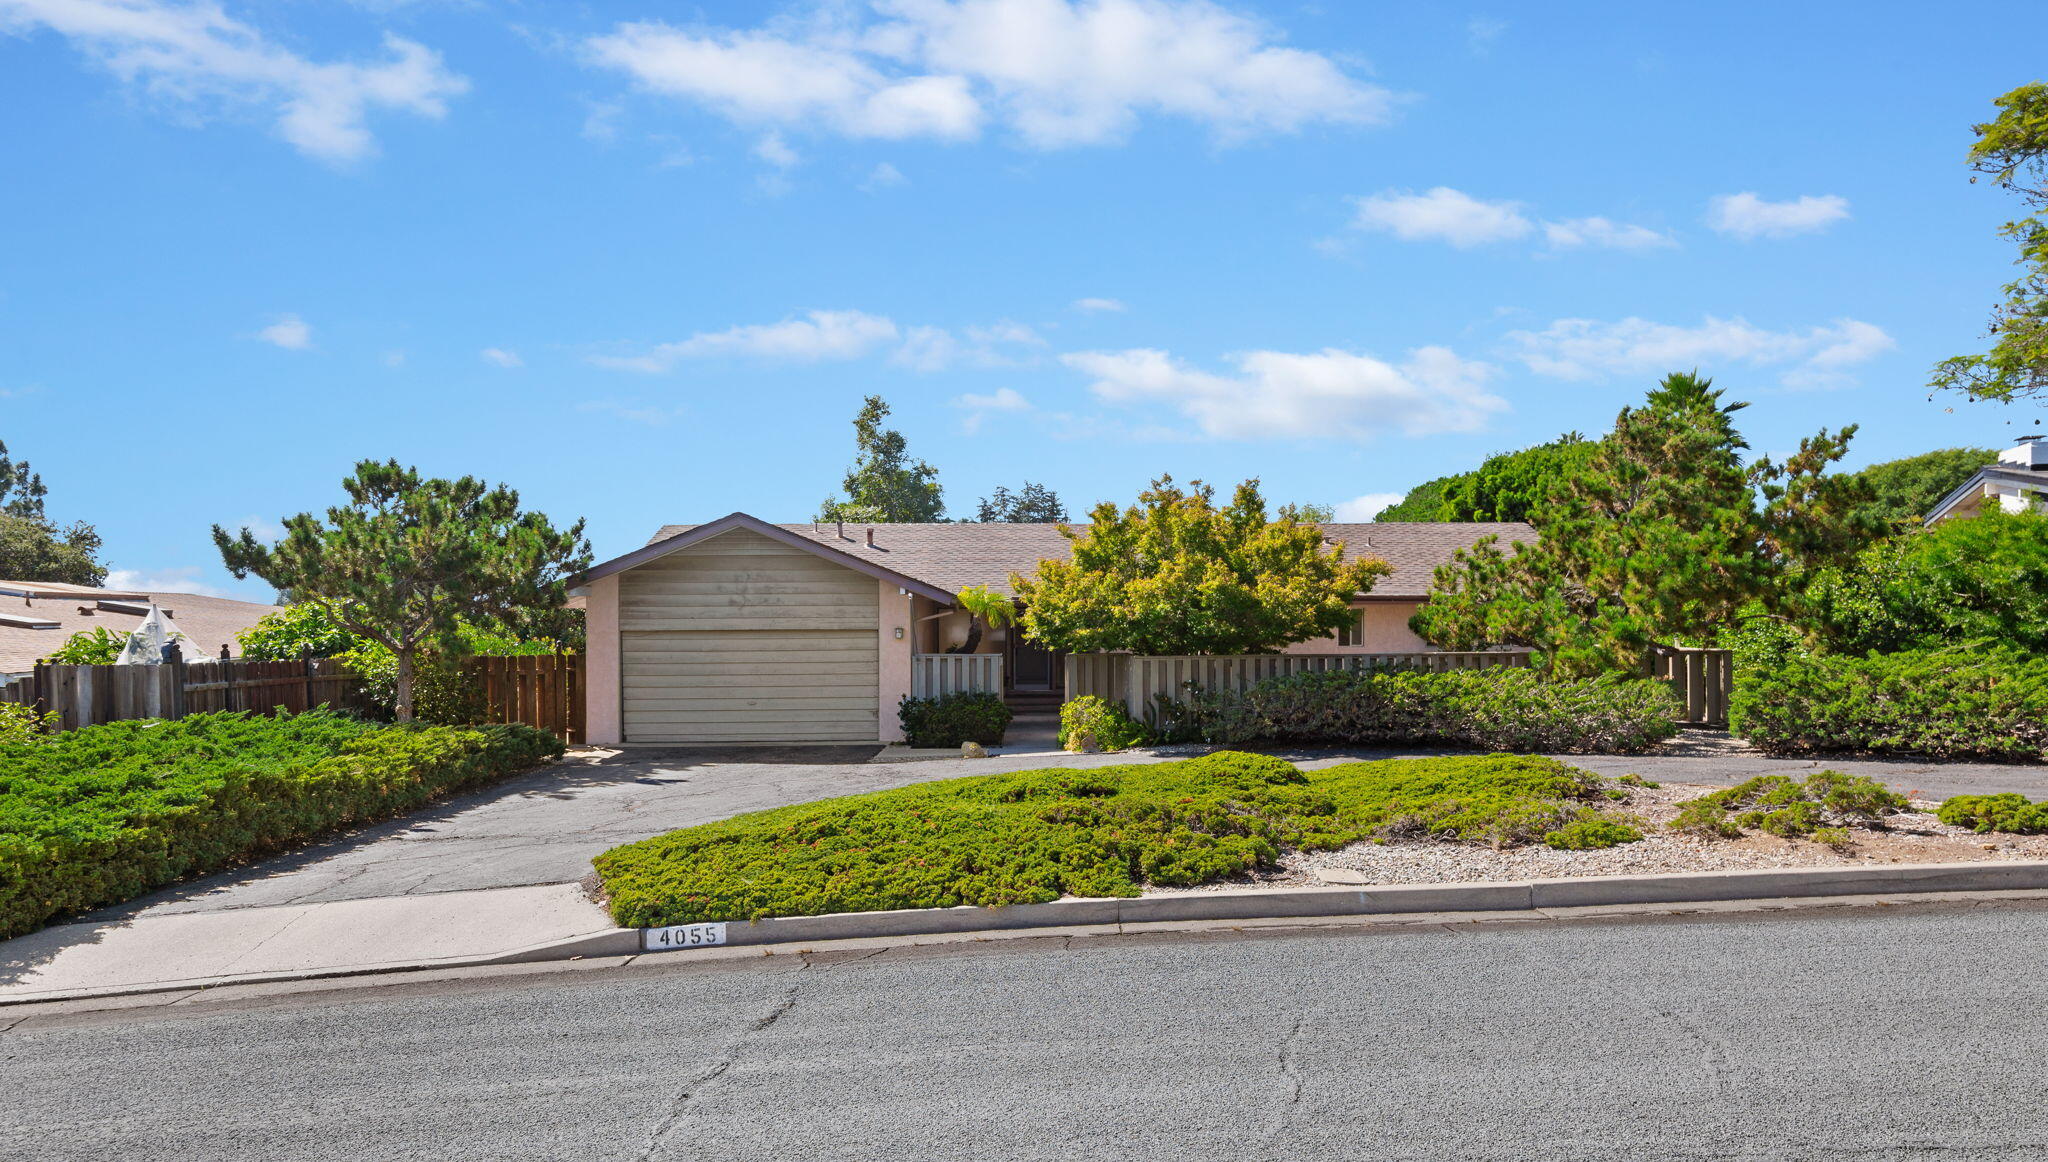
[6,899,2048,1161]
[81,737,2048,923]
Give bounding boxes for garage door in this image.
[621,628,879,743]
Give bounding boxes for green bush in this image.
[593,751,1642,926]
[1154,667,1680,754]
[898,692,1012,748]
[0,702,52,746]
[1058,695,1153,752]
[0,711,563,937]
[1730,648,2048,760]
[1669,772,1906,840]
[1543,814,1645,850]
[1937,793,2048,834]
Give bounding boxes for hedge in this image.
[1057,695,1152,752]
[1730,648,2048,760]
[1154,667,1681,754]
[0,710,563,938]
[593,750,1643,927]
[897,691,1012,748]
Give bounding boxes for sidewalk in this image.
[0,883,612,1003]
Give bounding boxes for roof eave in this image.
[576,512,959,604]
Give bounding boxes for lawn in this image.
[593,750,1647,928]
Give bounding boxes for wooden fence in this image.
[0,651,585,741]
[1648,646,1733,725]
[910,653,1004,699]
[1065,650,1533,725]
[465,654,585,744]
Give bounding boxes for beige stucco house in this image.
[573,514,1537,746]
[1925,438,2048,525]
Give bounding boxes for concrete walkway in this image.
[2,735,2043,1004]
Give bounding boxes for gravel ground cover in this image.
[1147,779,2048,894]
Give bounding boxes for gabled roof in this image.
[578,512,960,603]
[606,517,1537,602]
[1925,465,2048,525]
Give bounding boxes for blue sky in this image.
[3,0,2045,601]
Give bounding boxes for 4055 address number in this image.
[643,922,729,952]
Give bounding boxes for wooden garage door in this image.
[618,527,880,743]
[620,629,878,742]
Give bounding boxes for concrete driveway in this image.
[71,733,2048,925]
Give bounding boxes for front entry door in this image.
[1009,634,1060,692]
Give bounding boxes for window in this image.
[1336,608,1365,647]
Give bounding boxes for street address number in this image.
[643,922,729,952]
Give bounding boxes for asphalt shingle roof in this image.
[645,521,1537,601]
[0,583,279,674]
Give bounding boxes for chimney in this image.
[865,527,876,548]
[1999,435,2048,471]
[835,519,845,539]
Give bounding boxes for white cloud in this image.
[965,320,1042,346]
[1352,187,1532,247]
[1334,492,1404,521]
[1706,192,1850,240]
[593,309,901,371]
[1064,344,1506,440]
[1542,216,1675,251]
[1466,16,1506,53]
[103,567,231,598]
[1506,314,1896,389]
[753,131,799,168]
[382,349,406,367]
[891,324,961,372]
[581,98,623,142]
[1072,296,1126,313]
[480,347,523,368]
[583,0,1394,152]
[953,386,1031,432]
[0,0,468,162]
[860,161,907,190]
[257,314,311,349]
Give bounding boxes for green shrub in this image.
[593,751,1643,926]
[0,702,52,746]
[1669,772,1906,841]
[1153,667,1681,754]
[1543,814,1645,850]
[0,711,563,937]
[1730,648,2048,760]
[1057,695,1152,752]
[898,691,1012,748]
[1936,793,2048,834]
[42,626,129,664]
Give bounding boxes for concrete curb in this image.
[10,860,2048,1008]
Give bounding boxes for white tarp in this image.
[114,603,209,665]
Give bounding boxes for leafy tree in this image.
[1013,476,1391,655]
[974,482,1067,522]
[213,460,589,721]
[945,584,1015,655]
[0,513,106,586]
[1369,435,1593,523]
[817,395,945,523]
[1372,475,1457,521]
[1442,436,1596,522]
[1414,373,1876,676]
[236,602,361,660]
[1847,446,1999,527]
[0,440,47,519]
[1800,508,2048,655]
[43,626,127,664]
[1279,502,1334,523]
[1932,82,2048,404]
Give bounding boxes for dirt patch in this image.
[1144,780,2048,894]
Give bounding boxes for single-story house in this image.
[1926,437,2048,525]
[0,580,280,676]
[573,515,1536,746]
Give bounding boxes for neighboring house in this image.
[0,580,279,676]
[1926,438,2048,525]
[573,514,1536,746]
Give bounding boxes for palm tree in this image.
[947,584,1015,655]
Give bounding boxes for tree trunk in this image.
[394,648,416,723]
[949,618,983,655]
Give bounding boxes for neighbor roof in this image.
[1925,465,2048,525]
[630,519,1538,601]
[0,584,280,674]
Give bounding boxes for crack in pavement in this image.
[1658,1008,1731,1096]
[632,965,809,1161]
[1254,1014,1309,1160]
